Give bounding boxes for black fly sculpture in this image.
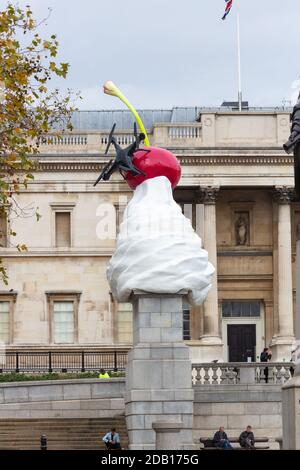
[93,122,150,186]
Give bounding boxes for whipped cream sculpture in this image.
[94,81,214,305]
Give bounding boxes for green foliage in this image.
[0,371,125,382]
[0,3,75,283]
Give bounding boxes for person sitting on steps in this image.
[102,427,121,450]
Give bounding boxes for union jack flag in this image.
[222,0,233,20]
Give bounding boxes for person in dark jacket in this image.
[239,425,255,449]
[213,427,233,449]
[260,347,272,383]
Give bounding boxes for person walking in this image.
[102,427,121,450]
[212,427,233,449]
[260,347,272,383]
[239,425,255,449]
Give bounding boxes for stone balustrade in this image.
[35,110,291,154]
[37,124,203,154]
[191,362,293,386]
[41,135,88,146]
[168,125,201,139]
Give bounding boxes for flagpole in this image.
[237,0,242,111]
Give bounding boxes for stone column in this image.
[125,290,194,450]
[271,187,295,361]
[197,187,223,362]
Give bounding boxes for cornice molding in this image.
[0,290,18,302]
[33,153,294,172]
[0,249,114,258]
[179,155,293,166]
[35,162,104,172]
[45,290,82,301]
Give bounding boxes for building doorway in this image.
[227,324,256,362]
[222,300,265,362]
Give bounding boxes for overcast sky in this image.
[8,0,300,109]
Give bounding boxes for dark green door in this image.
[227,324,256,362]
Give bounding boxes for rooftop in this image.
[69,106,292,131]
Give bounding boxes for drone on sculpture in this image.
[93,123,149,186]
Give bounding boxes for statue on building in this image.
[283,91,300,199]
[283,92,300,154]
[235,215,248,246]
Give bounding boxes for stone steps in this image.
[0,417,128,450]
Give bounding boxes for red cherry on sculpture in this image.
[123,147,181,190]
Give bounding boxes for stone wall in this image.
[194,384,282,449]
[0,379,282,449]
[0,378,125,419]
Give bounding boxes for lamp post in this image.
[40,434,47,451]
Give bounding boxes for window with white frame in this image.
[0,301,10,343]
[53,301,75,344]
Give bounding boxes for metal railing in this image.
[0,350,128,373]
[191,362,294,386]
[0,354,295,384]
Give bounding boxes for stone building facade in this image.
[0,107,297,362]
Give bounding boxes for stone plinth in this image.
[282,375,300,449]
[152,422,182,450]
[281,235,300,449]
[125,291,194,450]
